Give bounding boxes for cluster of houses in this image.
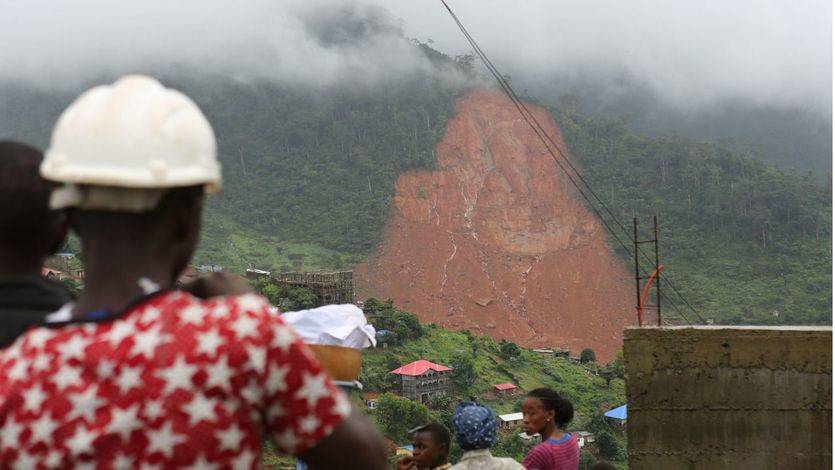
[375,358,626,450]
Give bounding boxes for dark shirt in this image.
[0,275,73,347]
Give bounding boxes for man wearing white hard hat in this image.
[0,75,387,469]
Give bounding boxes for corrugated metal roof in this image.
[604,404,627,420]
[494,382,517,391]
[389,360,452,376]
[498,412,523,422]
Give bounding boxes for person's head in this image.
[411,423,450,469]
[522,388,573,435]
[40,75,220,285]
[0,141,66,275]
[452,402,498,451]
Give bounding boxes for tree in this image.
[580,348,597,364]
[374,393,431,442]
[492,433,532,461]
[579,450,598,470]
[449,352,475,397]
[596,429,625,461]
[612,350,625,379]
[499,340,521,360]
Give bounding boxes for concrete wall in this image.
[624,326,831,470]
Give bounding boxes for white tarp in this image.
[281,304,376,349]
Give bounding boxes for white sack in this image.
[281,304,376,349]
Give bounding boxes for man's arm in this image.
[298,408,388,470]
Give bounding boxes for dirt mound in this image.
[355,90,633,361]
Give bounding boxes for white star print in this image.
[294,372,330,408]
[43,450,62,468]
[7,358,29,381]
[274,428,299,453]
[147,422,186,458]
[143,400,164,421]
[0,418,22,449]
[24,328,55,349]
[113,453,133,470]
[232,449,255,470]
[210,302,230,319]
[96,360,116,379]
[66,424,96,455]
[204,357,233,391]
[182,393,218,427]
[270,325,296,351]
[52,364,83,390]
[30,413,58,443]
[156,356,198,395]
[236,294,265,313]
[114,366,143,394]
[265,364,290,394]
[267,402,285,421]
[68,385,105,422]
[245,345,266,373]
[105,321,135,347]
[106,404,142,440]
[129,326,168,359]
[334,392,352,418]
[231,315,258,340]
[140,306,162,324]
[180,305,207,325]
[30,353,51,373]
[185,455,218,470]
[12,448,37,470]
[22,384,48,412]
[298,414,321,434]
[57,335,89,362]
[195,328,223,357]
[240,380,262,405]
[216,423,244,451]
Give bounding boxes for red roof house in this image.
[390,360,452,376]
[494,383,517,392]
[390,360,452,403]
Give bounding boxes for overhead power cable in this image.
[439,0,705,324]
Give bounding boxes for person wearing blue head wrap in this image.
[450,402,524,469]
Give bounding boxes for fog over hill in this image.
[1,0,830,173]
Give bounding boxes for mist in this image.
[0,0,830,115]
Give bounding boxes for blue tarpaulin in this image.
[604,404,627,420]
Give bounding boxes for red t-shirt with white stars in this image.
[0,291,350,469]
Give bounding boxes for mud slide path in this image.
[355,90,633,361]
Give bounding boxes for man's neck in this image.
[73,249,177,318]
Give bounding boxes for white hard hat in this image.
[41,75,221,211]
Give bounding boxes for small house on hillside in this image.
[604,404,627,426]
[362,392,380,410]
[498,412,524,430]
[577,431,595,448]
[491,383,518,397]
[390,360,452,404]
[518,432,539,441]
[41,267,65,279]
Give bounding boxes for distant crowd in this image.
[0,75,612,469]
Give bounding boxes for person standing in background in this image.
[522,388,580,470]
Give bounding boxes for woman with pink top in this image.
[522,388,580,470]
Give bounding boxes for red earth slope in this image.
[355,90,633,361]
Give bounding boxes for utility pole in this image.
[634,216,663,326]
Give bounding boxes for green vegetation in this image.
[185,44,472,271]
[359,301,628,465]
[552,106,832,325]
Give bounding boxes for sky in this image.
[0,0,830,115]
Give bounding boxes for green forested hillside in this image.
[552,107,831,324]
[0,42,829,326]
